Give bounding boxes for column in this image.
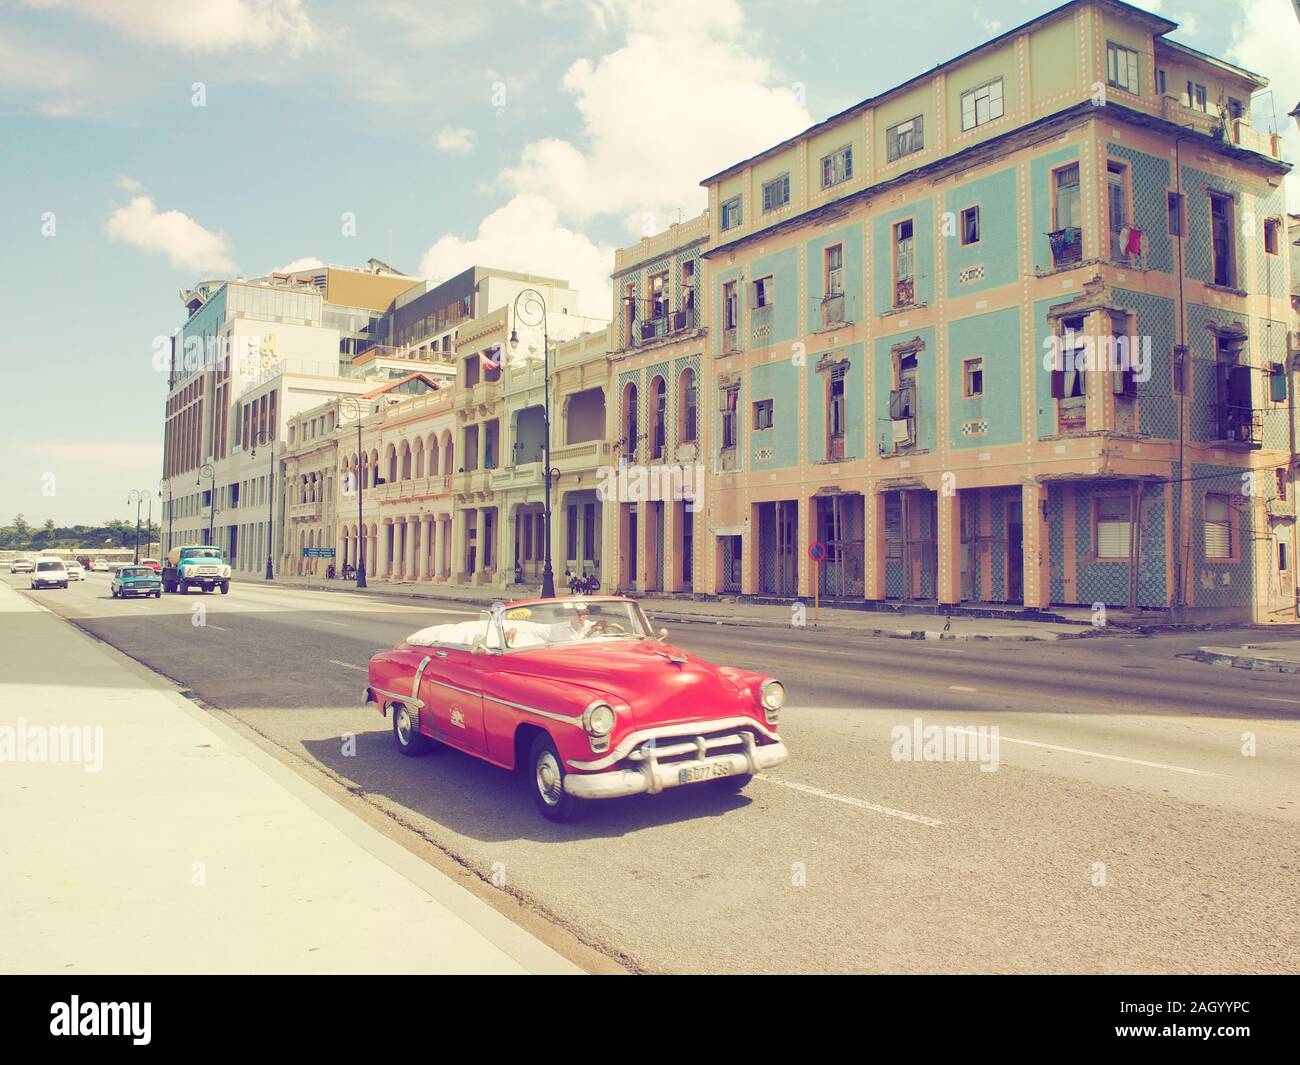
[937,487,962,606]
[741,504,760,595]
[408,517,420,579]
[865,489,887,601]
[377,520,390,579]
[1022,481,1052,609]
[418,517,430,580]
[474,508,487,583]
[797,495,813,598]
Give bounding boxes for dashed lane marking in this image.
[755,774,943,827]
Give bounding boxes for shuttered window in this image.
[1095,496,1132,559]
[1204,494,1233,560]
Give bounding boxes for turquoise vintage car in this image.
[111,565,162,599]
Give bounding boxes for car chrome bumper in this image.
[564,729,788,800]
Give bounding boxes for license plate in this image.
[678,762,732,785]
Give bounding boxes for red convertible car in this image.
[365,597,788,821]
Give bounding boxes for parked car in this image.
[139,558,161,573]
[365,597,789,822]
[64,560,86,581]
[31,559,69,589]
[89,558,109,572]
[162,545,231,594]
[9,557,34,574]
[111,565,162,599]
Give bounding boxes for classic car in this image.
[10,556,34,574]
[365,597,788,822]
[139,558,161,573]
[64,560,86,581]
[89,558,109,572]
[111,565,162,599]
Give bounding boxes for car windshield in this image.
[182,549,221,560]
[498,600,652,650]
[405,600,653,652]
[36,561,64,571]
[120,568,152,578]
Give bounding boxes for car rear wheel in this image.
[529,733,585,823]
[391,703,431,757]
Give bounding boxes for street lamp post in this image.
[339,396,367,588]
[197,463,216,547]
[251,430,275,581]
[127,489,149,564]
[159,478,173,557]
[509,288,555,599]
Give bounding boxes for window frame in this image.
[960,77,1004,132]
[886,114,924,162]
[720,196,743,231]
[960,205,981,246]
[1203,492,1237,562]
[821,145,854,189]
[752,398,775,431]
[962,356,985,399]
[1106,42,1140,95]
[1093,494,1134,561]
[761,173,790,213]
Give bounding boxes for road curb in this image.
[644,611,1091,641]
[1189,647,1300,674]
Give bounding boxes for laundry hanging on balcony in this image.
[1119,225,1145,256]
[482,343,503,370]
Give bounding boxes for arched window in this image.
[678,367,698,444]
[650,376,666,459]
[623,382,639,458]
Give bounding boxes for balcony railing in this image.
[635,307,698,346]
[821,292,846,329]
[1159,95,1281,159]
[1048,227,1083,268]
[1217,405,1262,447]
[893,278,915,307]
[722,326,739,353]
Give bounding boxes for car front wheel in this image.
[530,733,584,823]
[392,703,431,757]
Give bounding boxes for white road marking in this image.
[998,735,1225,777]
[948,685,977,692]
[205,625,228,631]
[755,774,943,827]
[1252,695,1300,707]
[329,660,367,672]
[317,620,348,627]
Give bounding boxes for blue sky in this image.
[0,0,1292,523]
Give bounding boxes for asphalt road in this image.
[10,570,1299,973]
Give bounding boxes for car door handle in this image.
[434,650,448,658]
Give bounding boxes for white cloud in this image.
[274,256,325,273]
[501,0,812,232]
[1227,0,1300,209]
[435,127,476,154]
[104,195,237,274]
[21,0,318,54]
[418,195,614,321]
[116,175,143,193]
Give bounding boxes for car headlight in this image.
[760,680,785,721]
[583,702,616,737]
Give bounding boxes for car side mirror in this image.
[657,628,669,643]
[470,640,490,656]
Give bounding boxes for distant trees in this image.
[0,516,161,550]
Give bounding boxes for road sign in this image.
[302,547,335,558]
[808,540,827,562]
[808,540,826,623]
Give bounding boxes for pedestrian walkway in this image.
[271,575,1091,641]
[1190,640,1300,674]
[0,580,581,974]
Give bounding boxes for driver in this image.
[545,602,600,643]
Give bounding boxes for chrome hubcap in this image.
[535,750,563,806]
[396,707,412,745]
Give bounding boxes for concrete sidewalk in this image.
[0,580,581,974]
[1190,641,1300,674]
[271,575,1092,642]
